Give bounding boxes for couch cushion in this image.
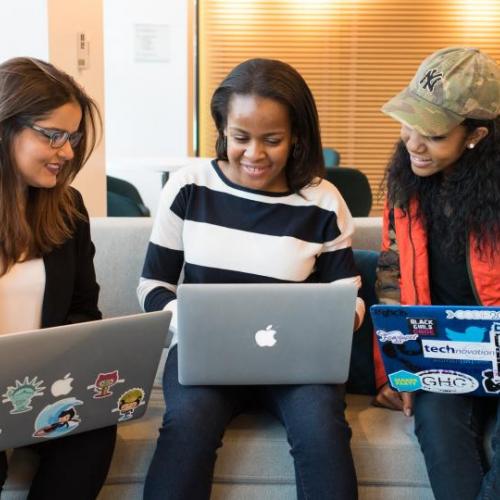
[98,391,431,491]
[91,217,151,319]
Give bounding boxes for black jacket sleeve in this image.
[41,189,102,327]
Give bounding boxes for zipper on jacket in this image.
[466,239,482,305]
[407,213,419,304]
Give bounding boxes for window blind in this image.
[198,0,500,214]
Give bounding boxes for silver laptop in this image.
[0,310,171,451]
[177,282,357,385]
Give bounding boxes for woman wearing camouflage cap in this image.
[373,47,500,500]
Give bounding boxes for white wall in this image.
[1,1,191,216]
[1,1,106,216]
[0,1,49,62]
[48,0,107,216]
[103,0,190,216]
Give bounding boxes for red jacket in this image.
[374,198,500,388]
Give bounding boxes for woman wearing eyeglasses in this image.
[0,57,116,499]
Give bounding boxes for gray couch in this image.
[3,217,434,500]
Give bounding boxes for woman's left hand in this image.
[353,312,362,331]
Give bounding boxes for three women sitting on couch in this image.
[2,46,499,500]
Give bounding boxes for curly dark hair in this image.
[210,58,325,193]
[384,118,500,260]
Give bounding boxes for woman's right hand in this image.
[372,383,414,417]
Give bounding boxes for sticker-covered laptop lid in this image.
[0,311,170,451]
[370,304,500,397]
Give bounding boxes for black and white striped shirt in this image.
[138,160,364,342]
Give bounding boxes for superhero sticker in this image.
[113,388,145,421]
[33,397,83,438]
[87,370,125,399]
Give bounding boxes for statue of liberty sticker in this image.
[33,397,83,438]
[2,376,46,414]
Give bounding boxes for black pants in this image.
[0,425,116,500]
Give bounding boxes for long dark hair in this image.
[0,57,100,275]
[210,58,325,193]
[384,118,500,259]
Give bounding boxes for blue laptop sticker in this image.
[371,305,500,397]
[445,325,486,342]
[33,397,83,438]
[388,370,422,392]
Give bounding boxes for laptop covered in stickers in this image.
[0,310,171,451]
[371,304,500,397]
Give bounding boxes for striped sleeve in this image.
[314,183,365,326]
[137,173,186,319]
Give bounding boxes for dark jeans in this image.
[144,346,357,500]
[0,425,116,500]
[414,392,500,500]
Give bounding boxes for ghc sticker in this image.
[389,370,422,392]
[416,369,478,394]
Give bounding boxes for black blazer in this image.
[41,189,102,328]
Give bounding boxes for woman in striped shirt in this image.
[140,58,364,500]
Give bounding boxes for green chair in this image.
[107,176,150,217]
[325,167,372,217]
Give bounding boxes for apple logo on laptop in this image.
[51,373,74,397]
[255,325,277,347]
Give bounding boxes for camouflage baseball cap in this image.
[382,47,500,136]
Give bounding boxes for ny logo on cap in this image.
[419,69,443,92]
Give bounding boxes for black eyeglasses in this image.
[25,123,83,149]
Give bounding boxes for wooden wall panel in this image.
[198,0,500,214]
